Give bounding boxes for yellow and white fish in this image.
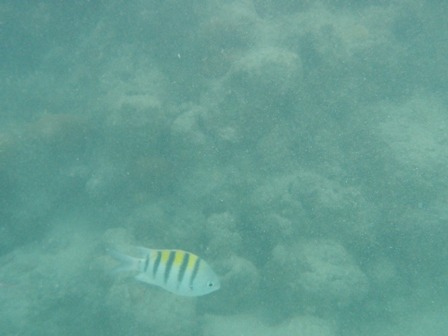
[108,247,220,296]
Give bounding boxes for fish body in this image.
[109,247,220,296]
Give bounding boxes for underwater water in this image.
[0,1,447,335]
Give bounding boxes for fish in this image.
[108,247,220,296]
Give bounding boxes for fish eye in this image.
[207,281,214,287]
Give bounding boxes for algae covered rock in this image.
[265,239,369,313]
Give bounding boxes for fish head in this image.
[190,264,221,296]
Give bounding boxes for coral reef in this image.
[264,240,369,315]
[0,1,446,335]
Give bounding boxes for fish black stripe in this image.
[177,252,190,284]
[153,251,162,277]
[164,251,176,284]
[143,254,150,273]
[189,257,201,288]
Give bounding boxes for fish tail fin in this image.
[107,248,140,274]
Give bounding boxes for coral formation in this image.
[0,1,445,335]
[265,240,369,315]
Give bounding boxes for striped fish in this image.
[108,247,220,296]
